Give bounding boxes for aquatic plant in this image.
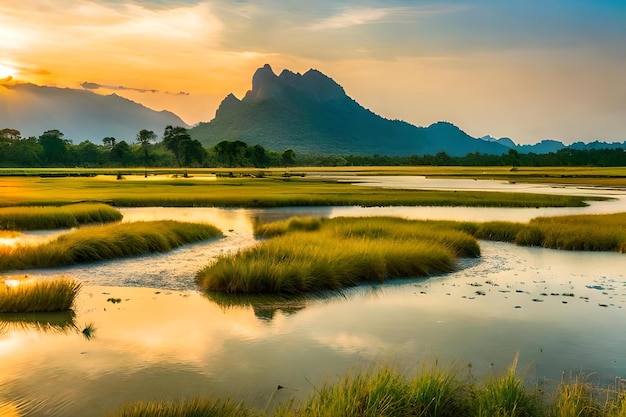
[81,322,97,340]
[0,221,222,271]
[0,276,81,313]
[0,203,123,231]
[198,217,478,294]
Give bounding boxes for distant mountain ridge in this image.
[190,64,511,156]
[480,135,626,154]
[0,83,188,142]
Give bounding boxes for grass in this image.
[0,220,223,271]
[0,276,81,313]
[0,202,123,231]
[198,217,479,294]
[0,174,602,208]
[108,397,258,417]
[460,213,626,252]
[106,359,626,417]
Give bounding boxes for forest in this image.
[1,126,625,168]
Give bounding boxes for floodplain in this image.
[1,168,626,416]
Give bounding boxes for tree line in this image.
[1,127,625,168]
[0,127,297,168]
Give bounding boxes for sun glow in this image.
[0,63,17,80]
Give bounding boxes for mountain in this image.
[190,64,510,156]
[0,83,188,143]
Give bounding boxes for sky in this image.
[1,0,625,144]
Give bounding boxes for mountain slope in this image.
[190,64,510,156]
[0,83,188,142]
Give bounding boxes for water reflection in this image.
[0,311,76,335]
[2,241,625,416]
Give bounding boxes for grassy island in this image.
[0,220,222,271]
[0,202,123,230]
[460,212,626,252]
[197,217,479,294]
[0,276,81,313]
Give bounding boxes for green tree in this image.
[39,129,70,166]
[163,125,207,167]
[136,129,156,174]
[281,149,296,166]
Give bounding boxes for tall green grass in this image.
[108,360,626,417]
[470,355,540,417]
[0,203,123,231]
[0,276,81,313]
[464,213,626,252]
[198,217,478,294]
[0,221,222,271]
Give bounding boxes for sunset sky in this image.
[1,0,625,144]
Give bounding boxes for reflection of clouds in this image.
[312,331,396,357]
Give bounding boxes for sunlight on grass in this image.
[198,217,478,294]
[0,276,81,313]
[107,358,626,417]
[0,203,123,231]
[0,220,223,271]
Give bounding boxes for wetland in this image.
[2,172,626,416]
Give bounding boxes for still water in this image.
[2,178,626,416]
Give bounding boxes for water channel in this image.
[2,177,626,416]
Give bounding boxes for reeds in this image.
[0,221,223,271]
[0,203,123,231]
[198,217,478,294]
[0,276,81,313]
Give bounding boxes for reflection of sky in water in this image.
[2,242,626,416]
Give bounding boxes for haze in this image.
[1,0,625,144]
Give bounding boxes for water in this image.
[2,178,626,416]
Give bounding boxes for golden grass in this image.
[0,203,123,230]
[0,221,223,271]
[472,213,626,252]
[0,175,601,208]
[0,276,81,313]
[198,217,478,294]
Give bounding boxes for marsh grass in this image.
[198,217,477,294]
[470,355,540,417]
[108,360,626,417]
[108,397,258,417]
[469,213,626,252]
[0,175,601,208]
[0,221,222,271]
[0,203,123,231]
[0,276,81,313]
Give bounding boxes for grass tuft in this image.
[0,221,222,271]
[0,276,81,313]
[0,203,123,231]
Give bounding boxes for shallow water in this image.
[2,178,626,416]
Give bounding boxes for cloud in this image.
[81,81,189,95]
[309,7,391,30]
